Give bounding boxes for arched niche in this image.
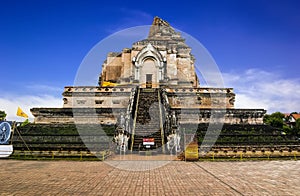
[132,43,166,87]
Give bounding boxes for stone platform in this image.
[0,159,299,195]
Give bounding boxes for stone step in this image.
[131,89,165,151]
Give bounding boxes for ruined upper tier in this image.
[100,16,198,88]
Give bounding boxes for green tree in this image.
[263,114,270,123]
[263,112,284,128]
[295,118,300,131]
[283,124,292,134]
[270,112,285,119]
[0,110,6,121]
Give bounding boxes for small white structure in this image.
[0,145,13,158]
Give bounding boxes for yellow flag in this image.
[102,81,117,87]
[16,107,28,118]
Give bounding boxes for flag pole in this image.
[15,107,32,155]
[15,125,32,154]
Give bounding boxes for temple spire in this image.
[148,16,175,38]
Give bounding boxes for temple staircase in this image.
[131,88,165,153]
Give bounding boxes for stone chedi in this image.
[31,17,266,126]
[101,16,199,88]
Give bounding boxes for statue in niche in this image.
[196,95,202,105]
[164,114,170,134]
[125,114,131,133]
[171,111,177,127]
[63,98,68,104]
[173,96,180,106]
[118,113,125,128]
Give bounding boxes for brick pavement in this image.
[0,159,299,195]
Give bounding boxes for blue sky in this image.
[0,0,300,120]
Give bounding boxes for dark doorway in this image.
[146,74,152,88]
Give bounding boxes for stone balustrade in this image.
[165,87,234,94]
[64,86,133,93]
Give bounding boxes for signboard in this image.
[0,122,12,145]
[0,122,13,158]
[143,138,155,145]
[185,143,199,161]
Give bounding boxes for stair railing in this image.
[130,88,140,152]
[158,89,170,153]
[125,87,138,135]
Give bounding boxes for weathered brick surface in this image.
[0,159,299,195]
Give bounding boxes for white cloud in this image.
[0,94,62,122]
[105,9,153,34]
[26,84,62,93]
[222,68,300,113]
[120,9,153,22]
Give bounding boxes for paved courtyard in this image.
[0,159,299,195]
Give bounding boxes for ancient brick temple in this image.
[31,17,266,152]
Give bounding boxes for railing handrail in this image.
[158,90,165,153]
[130,88,140,152]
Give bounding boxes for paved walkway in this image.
[0,159,299,195]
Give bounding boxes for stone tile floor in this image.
[0,158,299,195]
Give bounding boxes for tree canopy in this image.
[295,118,300,131]
[0,110,6,121]
[263,112,284,128]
